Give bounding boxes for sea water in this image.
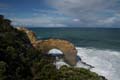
[29,27,120,80]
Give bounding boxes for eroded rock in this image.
[17,27,77,66]
[34,39,77,66]
[16,27,37,43]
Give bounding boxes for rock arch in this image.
[17,27,77,66]
[33,39,77,66]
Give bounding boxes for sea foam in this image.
[76,47,120,80]
[51,47,120,80]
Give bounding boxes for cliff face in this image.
[16,27,37,44]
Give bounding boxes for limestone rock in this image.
[17,27,77,66]
[16,27,37,43]
[34,39,77,66]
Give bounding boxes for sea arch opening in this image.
[48,48,63,55]
[48,49,64,61]
[34,39,77,66]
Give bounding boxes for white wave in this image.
[51,47,120,80]
[76,47,120,80]
[53,59,69,69]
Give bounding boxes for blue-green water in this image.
[29,28,120,51]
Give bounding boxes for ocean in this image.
[29,27,120,80]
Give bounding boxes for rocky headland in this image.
[17,27,77,66]
[0,15,107,80]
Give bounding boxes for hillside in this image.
[0,15,107,80]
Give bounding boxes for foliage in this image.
[0,61,7,80]
[58,65,106,80]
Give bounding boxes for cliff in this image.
[0,15,107,80]
[16,27,37,43]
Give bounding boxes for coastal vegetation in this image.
[0,15,107,80]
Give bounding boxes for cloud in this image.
[33,9,59,14]
[73,19,80,22]
[4,0,120,27]
[48,0,115,16]
[47,23,67,27]
[47,0,120,27]
[0,3,9,9]
[98,17,116,25]
[97,13,120,25]
[11,15,68,27]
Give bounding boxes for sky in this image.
[0,0,120,27]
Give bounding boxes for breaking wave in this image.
[53,47,120,80]
[76,47,120,80]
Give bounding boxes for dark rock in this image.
[100,76,108,80]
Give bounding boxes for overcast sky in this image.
[0,0,120,27]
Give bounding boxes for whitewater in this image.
[52,47,120,80]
